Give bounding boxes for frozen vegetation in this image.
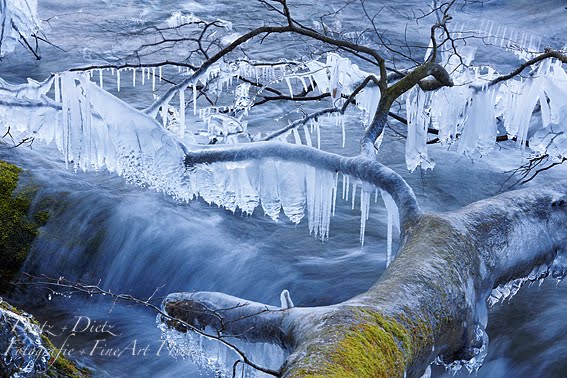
[0,0,566,377]
[0,0,40,57]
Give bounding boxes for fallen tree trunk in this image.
[162,182,567,377]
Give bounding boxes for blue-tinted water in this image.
[1,1,566,376]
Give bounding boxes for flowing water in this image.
[1,0,567,377]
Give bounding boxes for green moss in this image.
[291,309,414,378]
[0,160,48,290]
[41,335,91,378]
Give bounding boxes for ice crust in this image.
[0,0,41,57]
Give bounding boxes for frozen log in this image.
[162,182,567,377]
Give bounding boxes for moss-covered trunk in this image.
[163,183,567,377]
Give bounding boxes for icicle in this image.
[53,74,61,144]
[303,124,312,147]
[284,77,294,98]
[385,206,393,266]
[500,26,507,47]
[54,73,60,103]
[159,66,162,82]
[141,67,145,85]
[132,68,136,87]
[292,128,302,145]
[60,74,70,167]
[278,161,306,223]
[493,25,501,46]
[405,88,435,171]
[381,190,400,267]
[193,83,197,115]
[341,115,346,148]
[117,69,121,92]
[332,172,338,216]
[259,160,282,221]
[304,168,335,239]
[486,21,494,42]
[351,181,357,210]
[98,69,103,88]
[179,89,186,137]
[299,76,308,92]
[316,121,321,150]
[359,186,371,246]
[152,67,156,91]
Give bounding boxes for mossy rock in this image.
[0,300,90,377]
[0,160,48,291]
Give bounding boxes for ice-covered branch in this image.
[145,14,388,117]
[68,61,199,73]
[18,274,282,377]
[480,49,567,89]
[261,74,381,142]
[163,292,292,347]
[260,108,339,141]
[160,182,567,377]
[0,0,41,57]
[360,62,453,157]
[184,142,421,229]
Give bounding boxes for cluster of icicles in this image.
[0,65,399,259]
[78,53,378,150]
[0,0,41,57]
[407,24,567,171]
[1,40,566,256]
[488,250,567,308]
[423,250,567,378]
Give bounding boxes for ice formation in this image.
[0,71,399,248]
[0,43,564,260]
[433,325,489,375]
[0,0,41,56]
[0,301,50,377]
[157,317,286,378]
[405,39,567,171]
[488,249,567,308]
[143,52,380,146]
